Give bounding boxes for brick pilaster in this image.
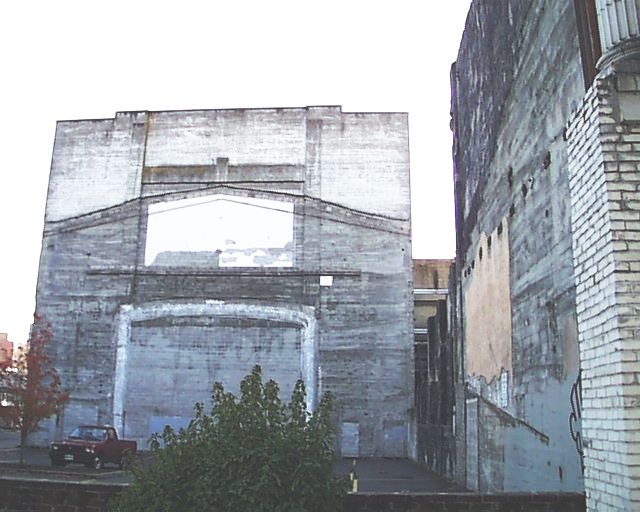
[567,62,640,511]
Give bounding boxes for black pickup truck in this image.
[49,425,137,469]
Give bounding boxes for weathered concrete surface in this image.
[34,106,413,457]
[451,0,585,492]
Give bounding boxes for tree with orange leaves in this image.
[0,317,68,463]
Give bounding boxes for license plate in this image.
[64,454,74,461]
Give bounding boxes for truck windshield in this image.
[68,426,108,441]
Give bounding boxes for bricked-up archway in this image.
[112,301,317,441]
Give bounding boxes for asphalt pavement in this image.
[0,428,466,492]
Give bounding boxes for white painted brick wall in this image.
[567,68,640,511]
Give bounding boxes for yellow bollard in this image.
[349,459,358,493]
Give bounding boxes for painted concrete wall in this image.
[451,0,585,491]
[34,106,413,457]
[125,318,301,440]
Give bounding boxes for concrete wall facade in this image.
[34,106,413,457]
[451,0,585,492]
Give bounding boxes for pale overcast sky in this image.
[0,0,471,343]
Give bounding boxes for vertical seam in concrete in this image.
[131,114,151,300]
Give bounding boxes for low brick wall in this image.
[0,477,126,511]
[0,477,585,511]
[346,492,586,511]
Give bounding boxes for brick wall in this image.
[346,493,586,511]
[567,59,640,511]
[0,478,586,512]
[0,478,126,512]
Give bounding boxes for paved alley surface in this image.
[334,457,466,492]
[1,428,466,492]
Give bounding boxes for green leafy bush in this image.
[111,365,347,512]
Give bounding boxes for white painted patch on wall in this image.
[500,370,510,409]
[145,194,294,267]
[320,275,333,287]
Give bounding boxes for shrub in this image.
[111,365,346,512]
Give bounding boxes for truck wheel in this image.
[93,456,104,470]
